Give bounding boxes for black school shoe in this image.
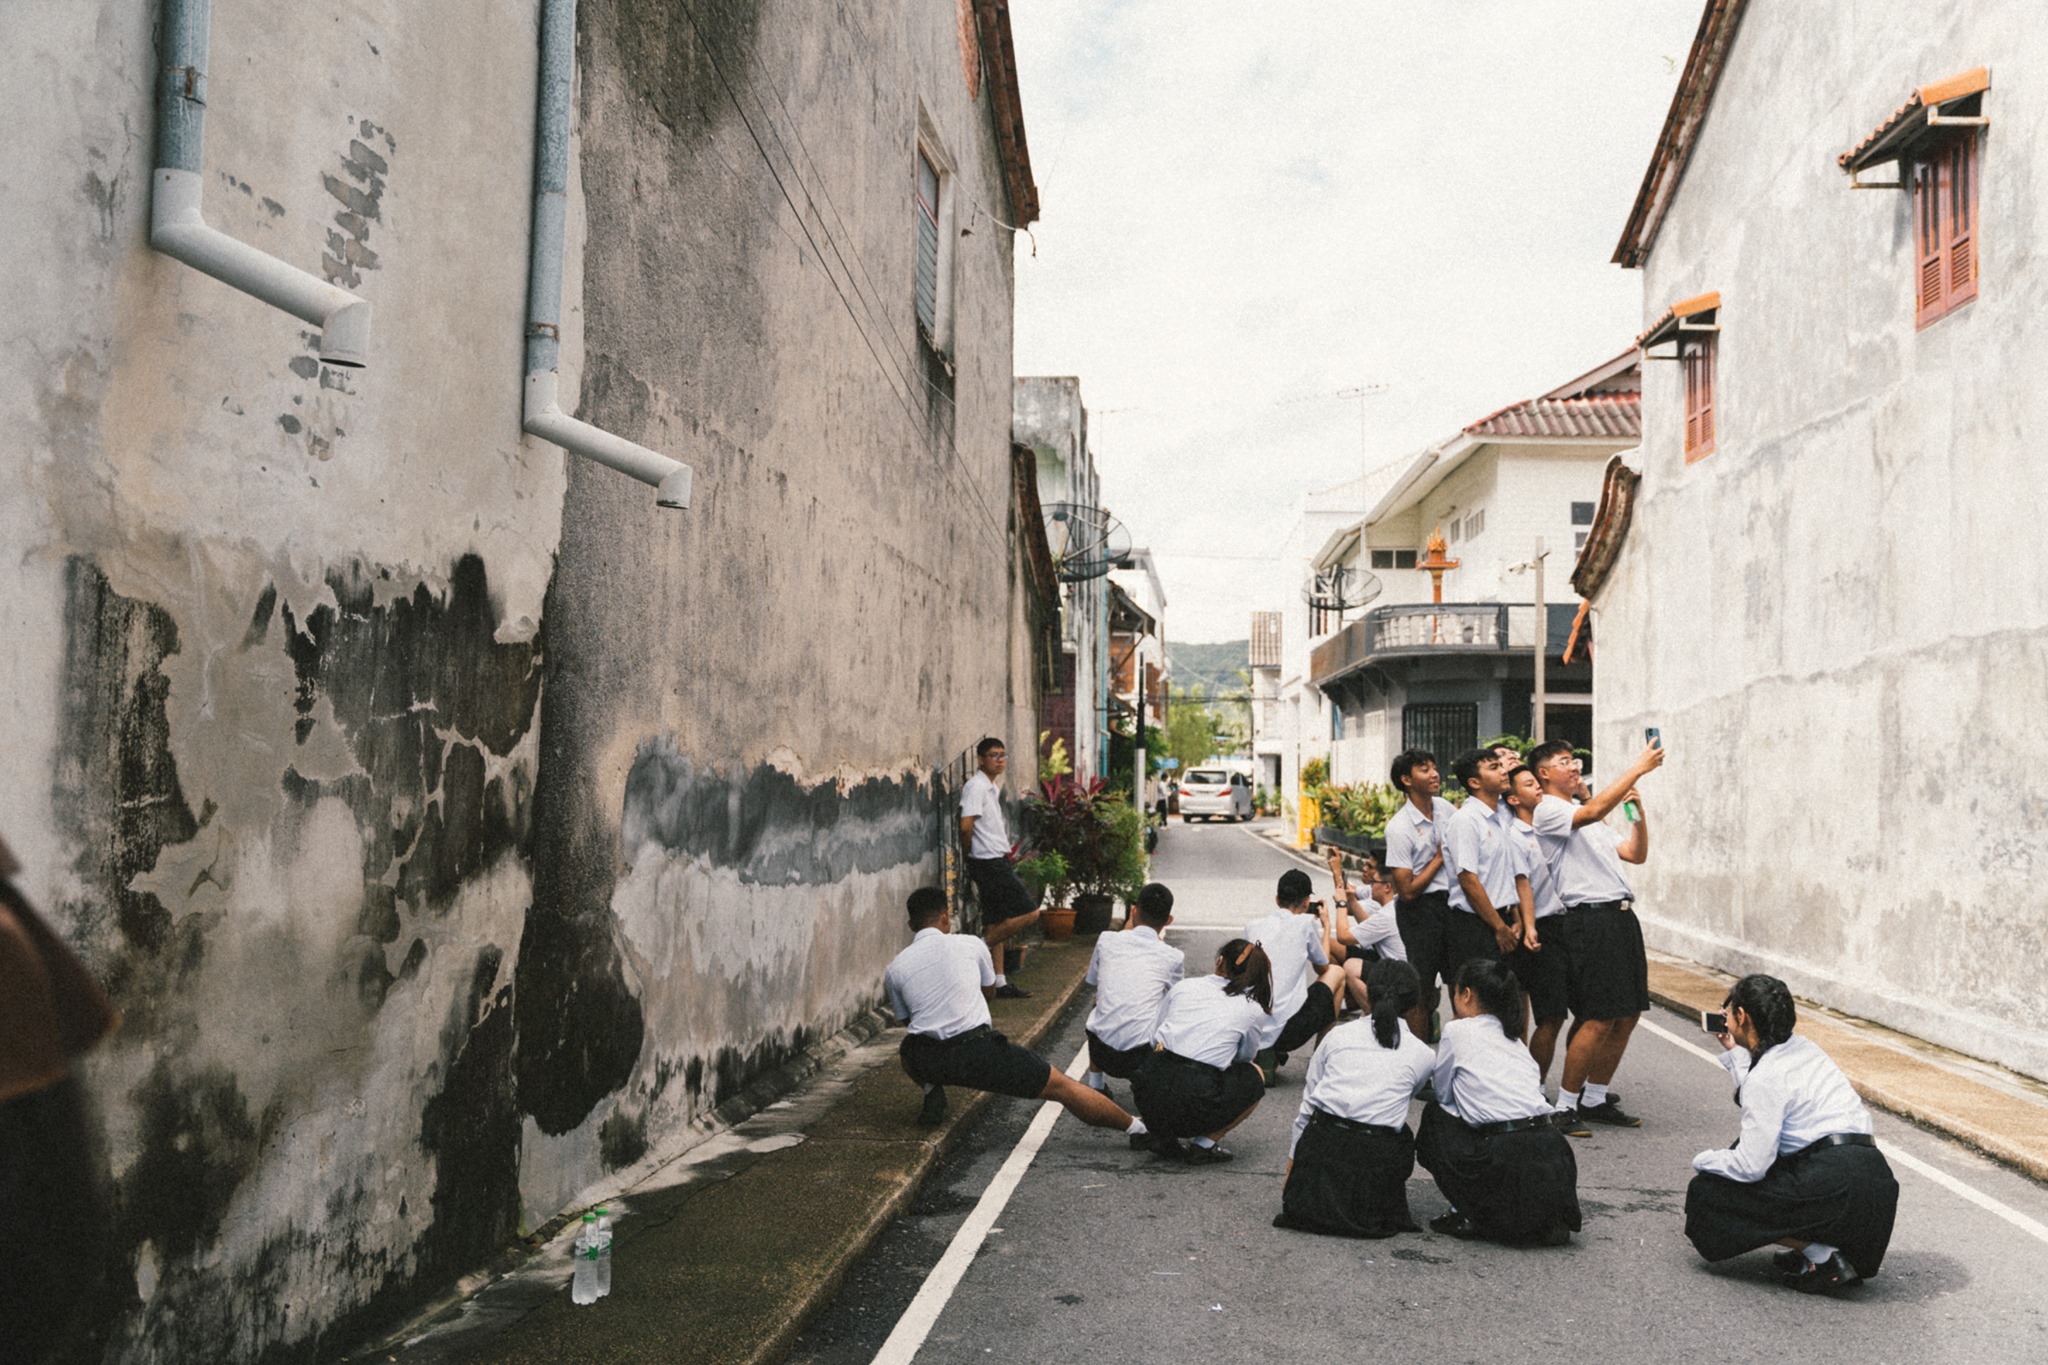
[1782,1251,1863,1294]
[917,1086,948,1125]
[1182,1142,1234,1165]
[1429,1211,1482,1239]
[1552,1108,1593,1137]
[1576,1097,1642,1127]
[994,982,1032,999]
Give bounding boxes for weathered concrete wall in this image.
[0,0,1033,1358]
[1598,1,2048,1080]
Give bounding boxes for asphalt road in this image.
[789,818,2048,1364]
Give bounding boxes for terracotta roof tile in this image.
[1839,67,1989,173]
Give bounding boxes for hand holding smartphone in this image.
[1700,1009,1726,1035]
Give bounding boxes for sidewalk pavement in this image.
[1257,820,2048,1183]
[364,933,1098,1365]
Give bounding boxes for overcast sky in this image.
[1009,0,1704,643]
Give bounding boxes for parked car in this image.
[1179,768,1253,822]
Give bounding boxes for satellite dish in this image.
[1301,566,1382,612]
[1044,502,1133,581]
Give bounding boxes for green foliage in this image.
[1027,776,1149,904]
[1095,800,1150,904]
[1482,733,1533,760]
[1315,781,1409,838]
[1038,731,1071,781]
[1300,756,1330,799]
[1168,639,1251,696]
[1013,849,1070,908]
[1163,686,1221,771]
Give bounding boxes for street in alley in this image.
[790,820,2048,1364]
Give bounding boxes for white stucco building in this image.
[1593,0,2047,1081]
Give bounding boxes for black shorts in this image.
[900,1026,1052,1099]
[1511,927,1570,1023]
[1442,910,1504,980]
[1343,943,1382,966]
[1395,892,1451,1002]
[1086,1029,1152,1081]
[1273,980,1338,1057]
[966,857,1036,925]
[1552,902,1650,1021]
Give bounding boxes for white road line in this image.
[1639,1016,2048,1246]
[869,1042,1091,1365]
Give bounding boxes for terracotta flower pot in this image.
[1040,906,1077,942]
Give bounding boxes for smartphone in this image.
[1700,1009,1726,1035]
[1645,726,1662,750]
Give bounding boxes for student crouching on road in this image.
[1081,883,1184,1099]
[1274,960,1433,1239]
[1129,939,1275,1164]
[1415,960,1582,1246]
[886,887,1149,1145]
[1684,975,1900,1294]
[1245,869,1348,1083]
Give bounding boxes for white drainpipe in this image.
[152,0,371,368]
[523,0,692,509]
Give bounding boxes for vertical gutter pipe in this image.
[524,0,692,509]
[152,0,372,367]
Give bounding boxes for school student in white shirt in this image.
[958,737,1040,997]
[887,888,1147,1144]
[1273,960,1434,1239]
[1684,975,1900,1294]
[1129,940,1275,1164]
[1414,960,1582,1246]
[1082,883,1185,1096]
[1442,748,1531,979]
[1244,870,1347,1079]
[1325,851,1405,1013]
[1527,738,1665,1129]
[1503,764,1571,1102]
[1384,748,1457,1041]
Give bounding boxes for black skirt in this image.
[1274,1112,1418,1239]
[1415,1101,1581,1243]
[1685,1141,1899,1277]
[1086,1029,1153,1081]
[1131,1049,1265,1139]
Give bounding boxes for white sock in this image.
[1557,1088,1581,1112]
[1125,1117,1147,1135]
[1190,1135,1215,1149]
[1085,1071,1107,1089]
[994,973,1007,987]
[922,1082,939,1094]
[1804,1242,1838,1264]
[1581,1083,1609,1107]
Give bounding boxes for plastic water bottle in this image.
[571,1211,612,1304]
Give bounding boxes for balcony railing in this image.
[1310,602,1578,685]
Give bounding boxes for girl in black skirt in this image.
[1415,959,1581,1245]
[1685,974,1899,1293]
[1274,960,1434,1237]
[1130,939,1273,1164]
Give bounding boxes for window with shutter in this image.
[1681,332,1716,462]
[915,149,941,339]
[1912,130,1980,329]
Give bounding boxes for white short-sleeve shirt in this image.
[1510,819,1565,918]
[1693,1035,1874,1182]
[885,928,995,1039]
[1443,798,1519,917]
[960,770,1009,859]
[1291,1017,1434,1154]
[1432,1014,1550,1124]
[1384,797,1457,897]
[1530,794,1635,908]
[1245,908,1329,1027]
[1085,926,1186,1052]
[1152,975,1269,1069]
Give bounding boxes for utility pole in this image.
[1134,668,1147,813]
[1531,537,1550,743]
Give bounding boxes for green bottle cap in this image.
[582,1212,597,1223]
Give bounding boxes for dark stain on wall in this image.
[118,1063,278,1264]
[620,739,931,884]
[599,1108,649,1171]
[415,946,521,1288]
[593,0,761,139]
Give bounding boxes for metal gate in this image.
[1402,702,1478,761]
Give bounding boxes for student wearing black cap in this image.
[1684,975,1900,1294]
[1081,883,1184,1096]
[1415,959,1582,1245]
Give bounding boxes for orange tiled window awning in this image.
[1840,67,1989,180]
[1635,291,1719,351]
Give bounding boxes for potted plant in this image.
[1014,849,1074,940]
[1025,777,1147,936]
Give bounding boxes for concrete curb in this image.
[739,938,1096,1365]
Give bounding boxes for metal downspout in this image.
[151,0,372,367]
[524,0,692,509]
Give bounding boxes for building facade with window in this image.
[0,1,1047,1357]
[1307,355,1641,785]
[1594,1,2048,1082]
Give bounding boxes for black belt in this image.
[1789,1132,1876,1157]
[1563,898,1633,914]
[1309,1109,1404,1138]
[1473,1115,1550,1135]
[906,1024,991,1047]
[1153,1048,1221,1071]
[1396,891,1451,910]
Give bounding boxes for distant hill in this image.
[1168,639,1249,698]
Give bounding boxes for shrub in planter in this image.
[1026,778,1149,936]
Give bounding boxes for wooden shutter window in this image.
[1913,130,1981,329]
[1682,332,1716,462]
[915,150,941,338]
